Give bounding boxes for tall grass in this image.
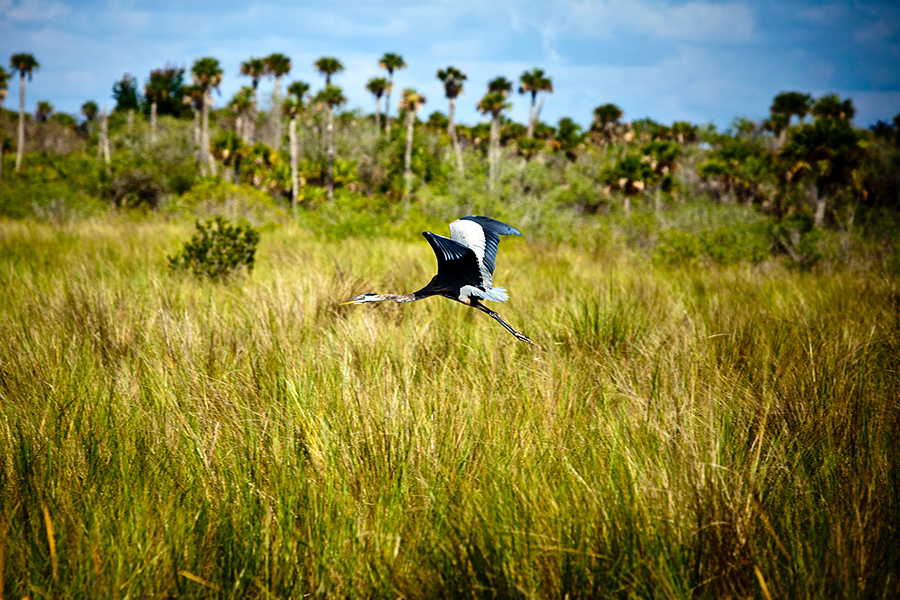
[1,217,898,598]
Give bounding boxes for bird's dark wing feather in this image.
[422,232,483,287]
[459,216,522,277]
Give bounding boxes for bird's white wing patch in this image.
[449,219,491,287]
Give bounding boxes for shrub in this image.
[168,216,260,281]
[653,229,702,267]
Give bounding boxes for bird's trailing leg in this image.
[471,299,535,346]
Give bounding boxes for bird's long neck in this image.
[372,293,417,303]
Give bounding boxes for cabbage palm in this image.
[0,66,9,179]
[314,84,347,202]
[811,94,855,122]
[144,68,172,143]
[229,87,253,143]
[398,88,426,193]
[265,53,291,147]
[285,80,310,209]
[781,117,865,227]
[477,91,511,192]
[34,101,52,153]
[10,53,39,173]
[488,76,512,97]
[191,57,223,176]
[240,57,266,142]
[379,53,406,138]
[314,56,344,86]
[518,68,552,138]
[771,91,812,145]
[182,84,204,167]
[365,77,389,133]
[437,66,466,173]
[592,103,623,148]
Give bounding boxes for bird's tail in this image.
[479,287,509,303]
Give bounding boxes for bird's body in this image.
[341,216,535,345]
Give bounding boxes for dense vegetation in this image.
[1,52,899,598]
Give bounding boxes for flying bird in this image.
[340,216,535,345]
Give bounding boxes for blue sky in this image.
[2,0,899,129]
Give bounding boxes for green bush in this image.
[653,229,702,267]
[168,216,260,281]
[699,223,771,265]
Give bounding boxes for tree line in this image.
[2,50,899,241]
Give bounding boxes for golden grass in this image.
[0,216,898,598]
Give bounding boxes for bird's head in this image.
[339,293,381,305]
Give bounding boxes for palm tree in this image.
[229,87,253,143]
[379,53,406,138]
[398,88,426,194]
[518,68,552,138]
[239,57,266,142]
[365,77,389,133]
[781,117,865,228]
[182,84,204,167]
[314,56,344,86]
[770,91,812,145]
[314,84,347,202]
[10,53,39,173]
[191,57,223,177]
[144,68,170,143]
[811,94,855,122]
[488,76,513,97]
[0,66,10,179]
[437,66,467,174]
[642,139,683,210]
[99,106,111,165]
[112,73,139,132]
[551,117,584,163]
[477,91,511,192]
[285,80,310,210]
[35,100,52,122]
[592,103,623,148]
[265,53,291,148]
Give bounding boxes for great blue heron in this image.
[340,216,535,345]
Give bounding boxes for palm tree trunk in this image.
[448,97,463,175]
[535,96,545,128]
[0,101,4,180]
[150,101,157,143]
[385,78,393,138]
[812,181,826,228]
[272,75,283,149]
[289,116,299,210]
[201,92,210,177]
[100,107,111,166]
[404,110,414,195]
[374,97,381,133]
[624,195,631,215]
[250,86,258,144]
[489,114,500,192]
[192,107,201,168]
[527,94,537,139]
[15,72,25,172]
[326,105,335,203]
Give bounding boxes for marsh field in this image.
[1,207,898,599]
[2,73,900,597]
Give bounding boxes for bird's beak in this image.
[339,296,362,305]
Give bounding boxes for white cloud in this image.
[0,0,69,21]
[565,0,755,42]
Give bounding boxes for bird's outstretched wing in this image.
[449,216,521,288]
[422,232,483,288]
